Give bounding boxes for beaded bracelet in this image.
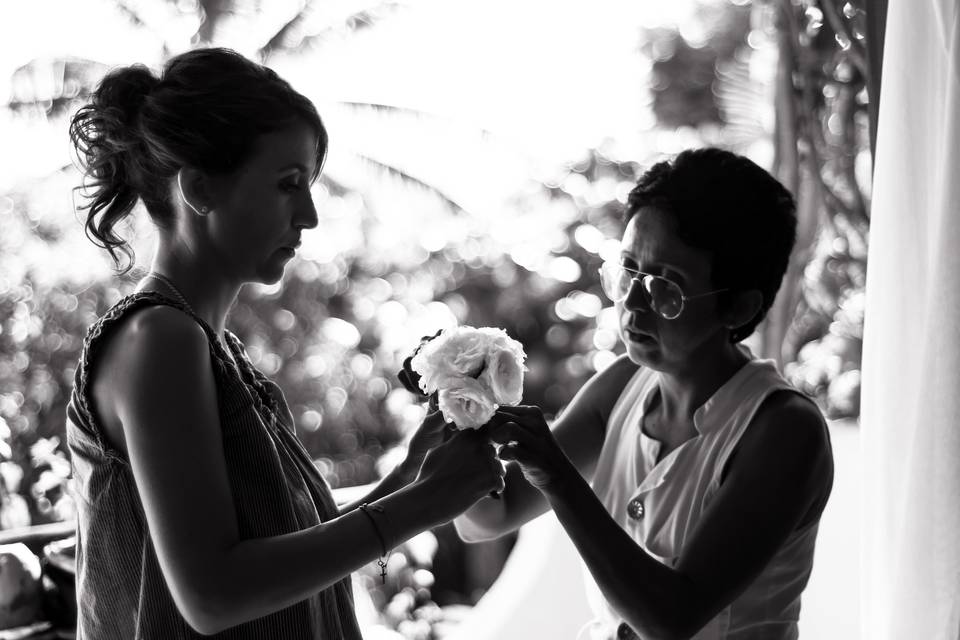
[358,503,390,584]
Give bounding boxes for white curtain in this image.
[861,1,960,638]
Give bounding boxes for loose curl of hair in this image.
[69,47,328,274]
[624,148,797,343]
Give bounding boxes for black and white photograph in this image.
[1,1,954,639]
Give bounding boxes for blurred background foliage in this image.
[0,0,870,636]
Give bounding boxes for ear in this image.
[722,289,764,333]
[176,167,215,216]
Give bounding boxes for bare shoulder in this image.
[121,303,206,341]
[751,390,832,456]
[552,353,641,453]
[732,389,834,521]
[91,304,211,455]
[674,390,835,615]
[573,354,641,420]
[87,304,242,629]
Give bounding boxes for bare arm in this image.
[259,370,438,514]
[263,350,456,517]
[492,393,833,639]
[453,355,639,542]
[110,307,502,635]
[337,409,453,514]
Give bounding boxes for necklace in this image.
[143,271,228,354]
[144,271,194,314]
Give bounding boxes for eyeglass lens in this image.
[602,264,684,319]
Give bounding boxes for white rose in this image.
[478,345,525,405]
[437,377,498,430]
[411,327,488,394]
[477,327,521,351]
[447,328,490,377]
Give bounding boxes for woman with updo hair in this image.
[65,47,504,639]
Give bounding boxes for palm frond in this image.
[260,0,404,58]
[316,173,353,198]
[4,57,110,117]
[351,153,469,216]
[337,101,497,142]
[714,56,769,150]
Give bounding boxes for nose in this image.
[295,190,319,230]
[622,277,650,314]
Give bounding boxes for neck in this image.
[655,340,750,422]
[138,240,242,339]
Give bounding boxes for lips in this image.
[624,326,655,343]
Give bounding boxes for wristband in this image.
[358,503,390,584]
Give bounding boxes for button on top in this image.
[627,497,645,520]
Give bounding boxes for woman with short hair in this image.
[457,148,834,640]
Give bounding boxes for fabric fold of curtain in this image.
[861,1,960,638]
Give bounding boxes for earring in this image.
[177,171,210,217]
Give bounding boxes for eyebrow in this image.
[277,163,310,174]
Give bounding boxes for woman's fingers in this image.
[484,411,519,429]
[430,410,459,439]
[493,406,547,431]
[408,410,454,459]
[486,406,540,430]
[489,447,506,481]
[423,409,445,428]
[490,444,507,470]
[488,421,538,448]
[497,442,528,465]
[494,475,506,493]
[495,405,542,419]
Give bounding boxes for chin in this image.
[625,344,663,369]
[252,264,288,286]
[621,332,664,369]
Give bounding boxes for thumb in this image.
[424,409,456,431]
[424,409,445,426]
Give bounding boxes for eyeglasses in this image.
[598,261,728,320]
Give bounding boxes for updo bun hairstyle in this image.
[69,47,328,274]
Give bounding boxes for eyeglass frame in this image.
[598,262,730,320]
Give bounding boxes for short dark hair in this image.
[69,47,327,274]
[625,148,797,342]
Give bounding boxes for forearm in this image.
[546,465,704,640]
[453,463,549,541]
[338,462,415,514]
[199,479,445,633]
[453,492,509,542]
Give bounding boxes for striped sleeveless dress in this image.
[65,291,362,639]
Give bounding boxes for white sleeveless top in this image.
[581,355,820,640]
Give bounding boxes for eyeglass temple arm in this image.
[682,287,730,301]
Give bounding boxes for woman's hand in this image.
[413,429,506,523]
[398,403,454,482]
[488,405,576,495]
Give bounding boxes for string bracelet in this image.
[358,503,391,584]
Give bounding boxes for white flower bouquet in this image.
[398,326,527,430]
